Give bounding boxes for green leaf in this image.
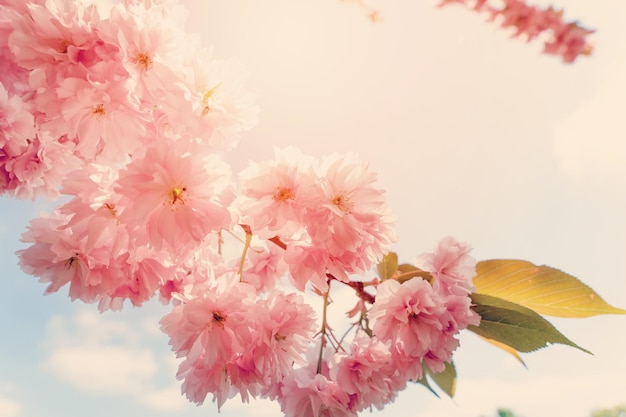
[377,251,398,280]
[468,293,591,354]
[413,375,440,398]
[425,361,456,398]
[474,260,626,318]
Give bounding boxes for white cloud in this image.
[138,385,187,412]
[0,383,21,417]
[45,346,157,394]
[0,398,21,417]
[43,309,189,412]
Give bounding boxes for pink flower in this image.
[115,138,232,256]
[39,77,147,162]
[422,294,479,373]
[439,0,593,63]
[98,2,192,105]
[1,133,82,200]
[0,83,34,151]
[283,243,330,292]
[331,334,401,411]
[18,212,118,304]
[544,22,593,64]
[416,236,476,296]
[100,250,172,311]
[254,292,316,380]
[181,56,258,150]
[305,152,397,277]
[224,291,317,403]
[57,164,127,252]
[241,243,288,293]
[237,147,315,239]
[279,367,356,417]
[175,354,236,408]
[368,278,448,380]
[0,4,29,95]
[160,280,261,408]
[8,1,106,73]
[160,280,255,366]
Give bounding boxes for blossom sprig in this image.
[3,1,478,412]
[2,1,624,416]
[438,0,593,63]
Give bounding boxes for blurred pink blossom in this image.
[439,0,593,62]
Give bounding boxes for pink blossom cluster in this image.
[5,0,481,415]
[236,148,396,292]
[439,0,593,63]
[0,0,257,199]
[157,237,478,416]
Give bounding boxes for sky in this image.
[1,1,626,417]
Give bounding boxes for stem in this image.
[238,225,253,282]
[329,273,376,304]
[316,290,330,374]
[217,229,223,256]
[268,235,287,250]
[337,322,358,349]
[395,269,433,284]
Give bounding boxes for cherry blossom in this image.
[305,153,397,279]
[1,133,81,200]
[330,334,402,412]
[416,236,476,296]
[6,0,470,410]
[0,83,34,151]
[439,0,593,63]
[279,366,356,417]
[115,138,233,256]
[18,212,115,304]
[237,147,315,240]
[8,0,106,76]
[3,0,599,415]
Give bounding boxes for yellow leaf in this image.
[377,252,398,280]
[478,335,526,367]
[474,260,626,318]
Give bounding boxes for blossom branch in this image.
[317,290,330,374]
[268,235,287,250]
[328,273,377,304]
[237,225,253,281]
[439,0,594,63]
[395,269,433,284]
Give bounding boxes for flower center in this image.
[332,194,352,214]
[133,52,153,71]
[58,39,71,53]
[64,253,80,270]
[169,186,187,205]
[101,202,120,225]
[201,83,221,115]
[212,311,226,329]
[274,333,287,342]
[92,104,107,118]
[273,187,293,202]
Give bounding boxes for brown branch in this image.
[328,273,376,304]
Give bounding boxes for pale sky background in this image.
[1,1,626,417]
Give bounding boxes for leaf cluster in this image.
[375,254,626,398]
